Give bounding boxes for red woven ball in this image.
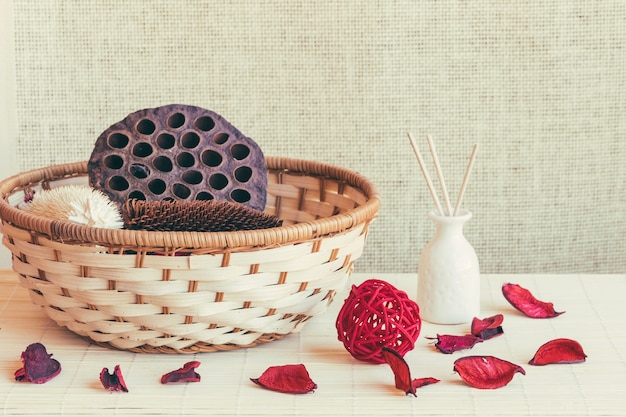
[335,279,421,363]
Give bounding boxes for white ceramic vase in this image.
[417,209,480,324]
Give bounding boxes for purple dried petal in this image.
[100,365,128,392]
[161,361,202,384]
[471,314,504,340]
[529,338,587,365]
[428,334,483,354]
[454,355,525,389]
[14,343,61,384]
[14,367,26,381]
[502,283,564,318]
[251,364,317,394]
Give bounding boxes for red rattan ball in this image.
[335,279,421,363]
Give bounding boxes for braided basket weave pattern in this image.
[0,157,380,353]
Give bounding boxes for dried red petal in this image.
[529,338,587,366]
[381,347,439,396]
[471,314,504,340]
[428,334,483,354]
[502,283,564,318]
[161,361,202,384]
[100,365,128,392]
[14,343,61,384]
[453,355,525,389]
[413,377,440,388]
[251,364,317,394]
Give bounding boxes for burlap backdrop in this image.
[10,1,626,273]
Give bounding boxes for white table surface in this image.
[1,270,625,416]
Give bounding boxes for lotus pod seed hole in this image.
[108,133,129,149]
[167,112,185,129]
[231,189,251,204]
[129,163,150,179]
[231,144,250,160]
[234,166,253,183]
[104,154,124,169]
[156,133,176,149]
[173,183,192,199]
[181,132,201,149]
[194,116,215,132]
[213,132,229,145]
[209,173,229,190]
[201,150,222,167]
[108,176,130,191]
[133,142,154,158]
[148,179,166,195]
[176,152,195,168]
[128,190,146,200]
[182,170,203,185]
[196,192,214,201]
[136,118,156,135]
[153,156,173,172]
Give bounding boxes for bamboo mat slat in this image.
[1,270,625,417]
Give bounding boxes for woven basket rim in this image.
[0,156,380,250]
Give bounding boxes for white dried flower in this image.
[23,185,123,229]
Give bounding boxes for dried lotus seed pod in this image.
[88,104,267,211]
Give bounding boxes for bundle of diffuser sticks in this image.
[407,133,478,216]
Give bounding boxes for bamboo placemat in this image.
[1,270,625,416]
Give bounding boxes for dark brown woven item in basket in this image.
[122,199,283,232]
[0,157,380,353]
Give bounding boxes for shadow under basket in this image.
[0,157,380,353]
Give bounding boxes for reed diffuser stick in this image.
[407,132,444,216]
[426,135,453,216]
[453,143,479,216]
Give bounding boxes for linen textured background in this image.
[8,0,626,273]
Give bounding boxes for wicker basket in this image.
[0,157,380,353]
